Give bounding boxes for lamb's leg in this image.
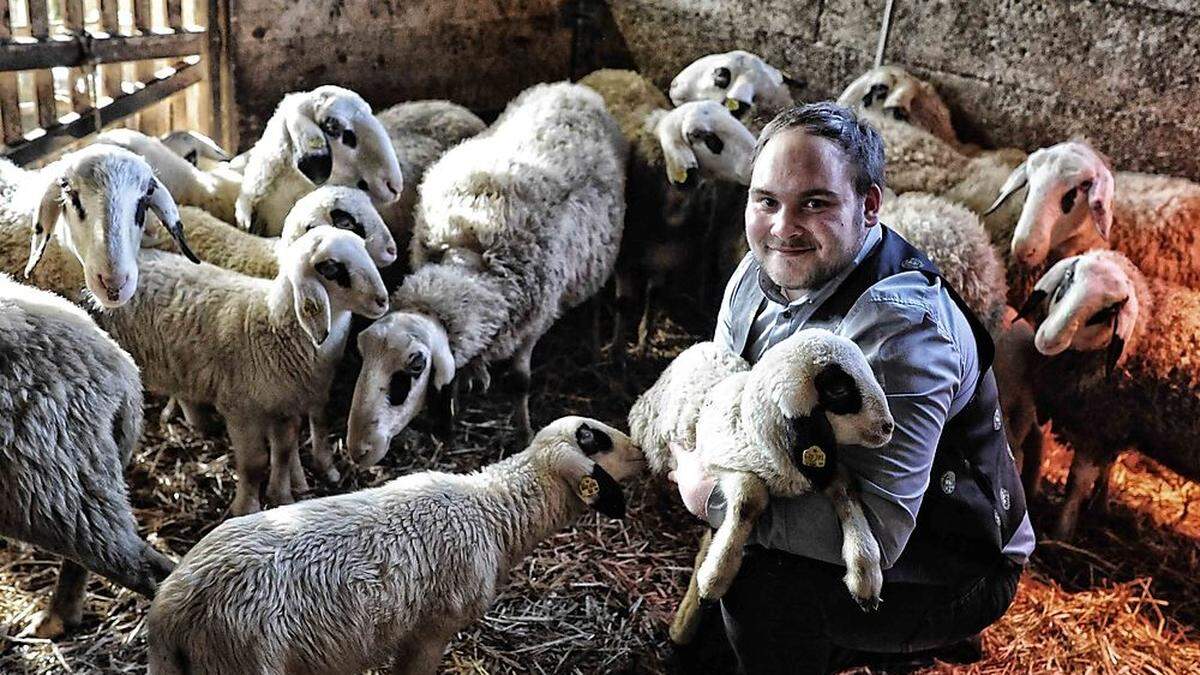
[179,400,222,438]
[1086,457,1116,518]
[827,470,883,611]
[511,337,538,447]
[25,559,88,638]
[612,269,636,354]
[307,409,340,483]
[669,529,713,645]
[390,634,451,675]
[696,472,768,600]
[227,417,269,516]
[1018,422,1047,501]
[1051,445,1106,541]
[266,417,301,506]
[634,278,658,356]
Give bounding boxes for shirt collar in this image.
[756,225,883,307]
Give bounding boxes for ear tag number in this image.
[801,446,826,468]
[577,476,600,500]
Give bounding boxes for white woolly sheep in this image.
[345,82,628,463]
[1015,249,1200,541]
[93,228,388,516]
[986,140,1200,293]
[0,274,174,638]
[628,329,894,631]
[0,144,197,306]
[145,416,644,675]
[669,50,799,131]
[580,68,756,352]
[159,129,232,170]
[838,65,961,148]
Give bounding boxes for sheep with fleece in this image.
[838,65,959,147]
[669,50,801,131]
[346,82,627,463]
[94,227,388,515]
[145,416,644,675]
[1015,249,1200,540]
[580,68,756,351]
[0,274,174,638]
[0,144,197,306]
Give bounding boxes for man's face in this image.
[745,129,881,292]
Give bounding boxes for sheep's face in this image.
[159,129,231,168]
[996,141,1114,268]
[307,86,403,208]
[281,185,397,268]
[669,50,794,121]
[762,329,894,449]
[836,66,954,143]
[1018,253,1139,371]
[26,145,196,307]
[283,228,388,347]
[348,312,454,467]
[656,101,756,188]
[536,416,645,519]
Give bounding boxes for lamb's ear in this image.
[656,114,699,189]
[26,177,64,277]
[1015,289,1047,322]
[560,447,626,518]
[985,161,1028,215]
[286,113,332,185]
[418,321,455,391]
[1104,323,1125,380]
[292,276,332,347]
[813,362,864,415]
[1085,165,1115,241]
[147,177,201,264]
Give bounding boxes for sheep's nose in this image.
[385,244,397,257]
[373,295,388,310]
[879,419,894,439]
[97,272,130,301]
[385,181,400,198]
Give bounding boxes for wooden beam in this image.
[2,60,203,164]
[0,31,208,71]
[98,0,123,102]
[0,0,22,145]
[63,0,91,113]
[27,0,58,130]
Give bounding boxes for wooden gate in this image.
[0,0,231,166]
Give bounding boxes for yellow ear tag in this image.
[801,446,826,468]
[668,163,688,185]
[724,98,740,112]
[307,136,326,150]
[577,475,600,501]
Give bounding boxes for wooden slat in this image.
[166,0,183,31]
[98,0,122,101]
[207,0,232,150]
[2,59,202,164]
[0,0,23,144]
[0,31,208,71]
[63,0,91,113]
[27,0,58,129]
[133,0,152,33]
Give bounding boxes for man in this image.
[670,102,1034,674]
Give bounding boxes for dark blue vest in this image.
[727,226,1027,584]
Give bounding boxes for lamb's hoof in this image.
[843,564,883,613]
[463,361,491,394]
[23,610,73,639]
[695,567,731,602]
[268,490,296,507]
[855,595,882,613]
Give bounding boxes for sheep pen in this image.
[0,292,1198,673]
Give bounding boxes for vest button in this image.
[1000,487,1011,510]
[940,471,956,495]
[994,510,1002,530]
[902,257,923,270]
[993,408,1003,431]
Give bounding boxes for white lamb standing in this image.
[0,274,174,638]
[145,416,644,675]
[628,329,894,640]
[669,50,800,132]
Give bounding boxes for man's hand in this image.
[668,442,717,521]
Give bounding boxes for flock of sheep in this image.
[0,46,1198,673]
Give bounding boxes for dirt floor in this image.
[1,296,1198,674]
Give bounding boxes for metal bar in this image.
[0,0,22,144]
[166,0,183,31]
[27,1,58,129]
[0,31,207,71]
[874,0,896,68]
[2,59,202,164]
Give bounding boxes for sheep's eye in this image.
[68,190,86,219]
[341,129,357,149]
[863,83,890,108]
[356,179,369,192]
[330,208,365,238]
[320,117,344,137]
[387,371,413,406]
[404,350,427,374]
[713,67,732,89]
[1085,302,1123,326]
[690,131,724,155]
[314,259,351,288]
[1060,187,1078,214]
[889,107,909,122]
[575,422,612,455]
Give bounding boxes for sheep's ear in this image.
[26,177,64,277]
[1085,166,1115,241]
[657,118,699,189]
[147,177,200,264]
[813,362,864,415]
[985,161,1028,215]
[1015,289,1047,322]
[286,113,332,185]
[292,277,332,347]
[424,325,455,391]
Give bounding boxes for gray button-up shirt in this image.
[711,226,1035,568]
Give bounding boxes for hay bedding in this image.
[0,299,1198,674]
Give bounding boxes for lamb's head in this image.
[532,416,646,519]
[669,50,797,120]
[986,140,1114,268]
[278,227,388,347]
[654,101,757,188]
[752,329,894,452]
[280,185,397,268]
[347,311,455,467]
[159,129,232,168]
[837,66,956,145]
[1016,251,1141,376]
[25,144,197,307]
[283,85,403,207]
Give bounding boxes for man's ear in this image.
[862,184,883,227]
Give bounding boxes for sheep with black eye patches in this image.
[838,65,962,150]
[345,82,627,465]
[669,50,801,133]
[91,227,388,516]
[145,416,645,675]
[159,129,232,170]
[0,144,197,307]
[579,68,756,353]
[627,329,895,643]
[0,274,175,639]
[1014,249,1200,541]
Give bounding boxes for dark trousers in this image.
[718,545,1021,675]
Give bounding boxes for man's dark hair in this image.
[753,102,886,196]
